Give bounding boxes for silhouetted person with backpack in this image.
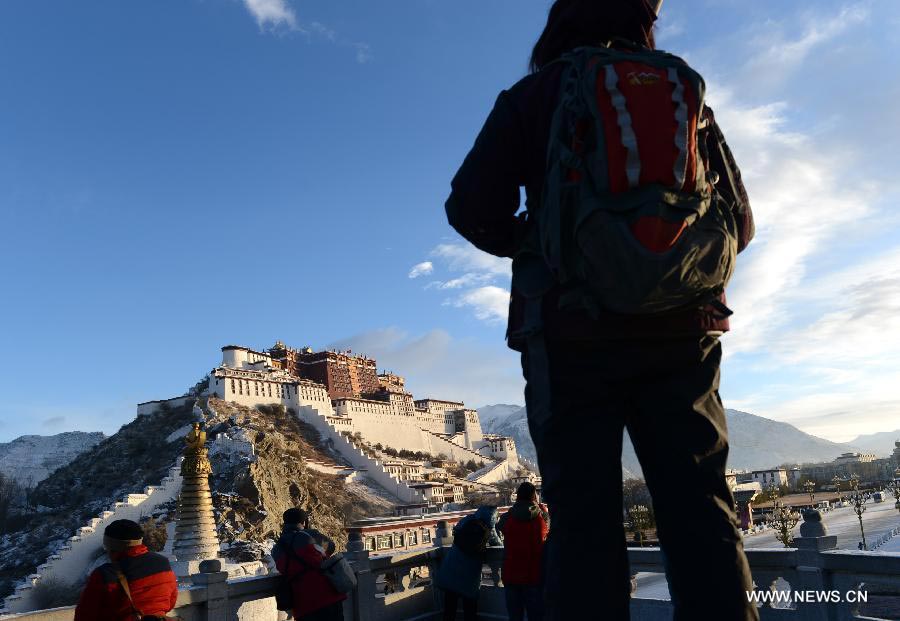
[445,1,758,619]
[74,519,177,621]
[272,508,346,621]
[434,506,503,621]
[498,482,549,621]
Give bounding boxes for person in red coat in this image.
[74,519,178,621]
[498,482,549,621]
[272,508,346,621]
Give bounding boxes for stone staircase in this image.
[293,403,425,504]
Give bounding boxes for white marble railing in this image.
[4,512,900,621]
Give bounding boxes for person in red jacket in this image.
[74,519,178,621]
[272,508,346,621]
[498,483,549,621]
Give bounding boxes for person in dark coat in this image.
[74,519,178,621]
[498,482,549,621]
[444,1,758,619]
[433,506,503,621]
[272,508,346,621]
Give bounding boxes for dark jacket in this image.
[433,506,504,600]
[498,502,549,586]
[74,545,178,621]
[272,525,346,618]
[445,59,754,350]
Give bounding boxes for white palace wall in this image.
[293,405,425,504]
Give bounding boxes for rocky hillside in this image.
[0,432,105,488]
[0,398,395,602]
[479,405,868,480]
[203,398,394,555]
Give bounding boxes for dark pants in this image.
[505,583,544,621]
[442,589,477,621]
[297,601,345,621]
[522,335,758,621]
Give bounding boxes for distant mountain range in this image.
[845,429,900,458]
[0,432,105,488]
[478,405,895,480]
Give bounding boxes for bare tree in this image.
[0,472,24,533]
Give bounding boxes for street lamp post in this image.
[803,480,816,506]
[767,481,780,504]
[832,475,844,504]
[629,504,650,547]
[768,500,802,547]
[889,481,900,514]
[849,474,868,550]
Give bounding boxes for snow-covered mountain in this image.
[477,404,523,429]
[0,432,105,487]
[478,405,870,480]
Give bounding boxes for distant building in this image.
[208,343,519,480]
[738,468,788,488]
[834,452,876,465]
[788,467,803,488]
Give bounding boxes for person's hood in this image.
[473,506,498,526]
[511,502,541,521]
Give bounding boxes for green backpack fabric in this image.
[531,43,738,317]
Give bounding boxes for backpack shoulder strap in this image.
[285,531,320,575]
[112,561,143,620]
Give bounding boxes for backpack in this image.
[274,534,357,611]
[453,518,490,557]
[533,41,738,317]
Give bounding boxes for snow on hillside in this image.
[0,432,105,487]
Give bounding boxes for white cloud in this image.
[354,43,373,64]
[417,243,512,324]
[309,21,336,41]
[327,328,524,407]
[734,3,869,93]
[439,273,494,290]
[705,3,900,442]
[709,86,876,357]
[408,262,434,279]
[239,1,372,63]
[431,244,511,278]
[450,286,510,324]
[242,0,296,30]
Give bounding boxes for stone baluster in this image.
[434,520,454,548]
[487,559,502,588]
[345,532,375,621]
[190,559,229,621]
[792,509,838,621]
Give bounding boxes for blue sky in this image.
[0,0,898,444]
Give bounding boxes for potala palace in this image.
[203,343,518,470]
